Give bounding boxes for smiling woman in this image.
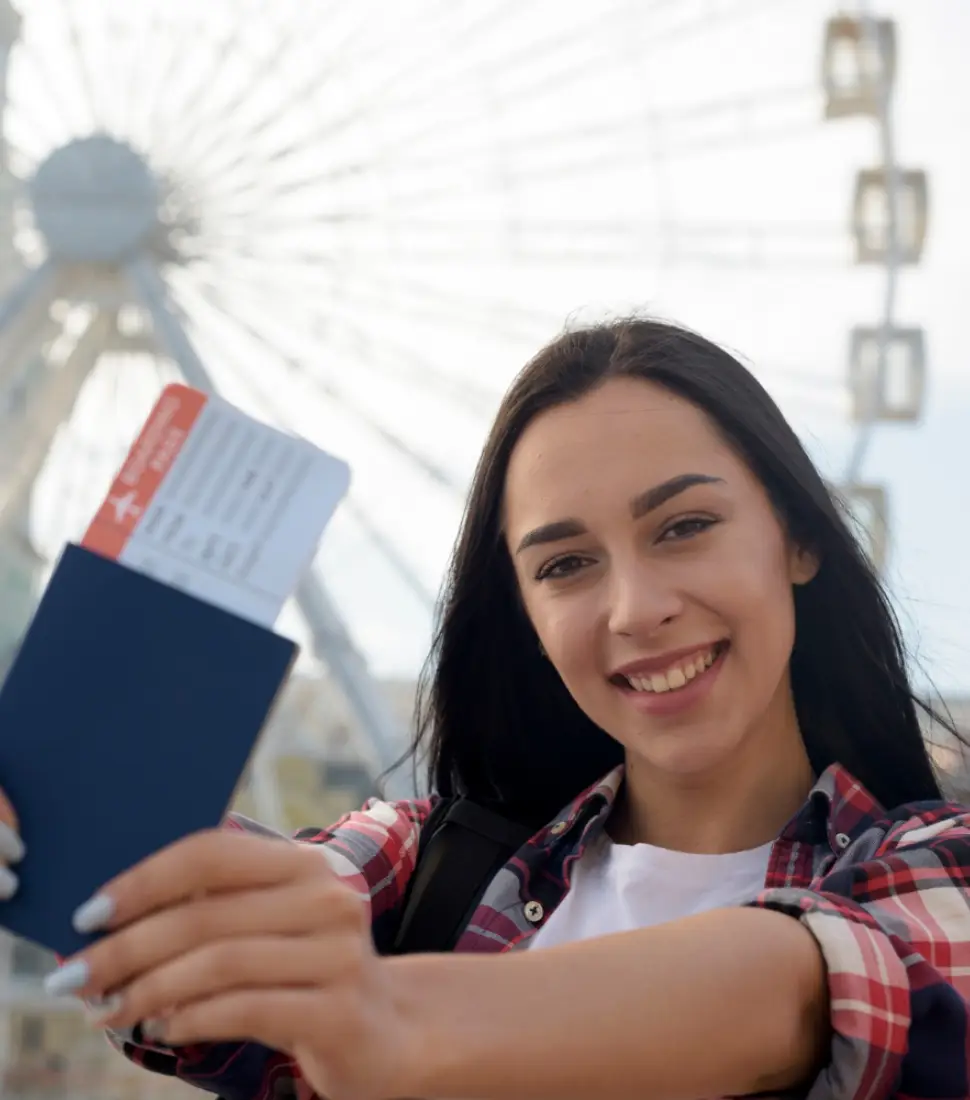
[504,377,823,848]
[25,318,970,1100]
[420,319,948,827]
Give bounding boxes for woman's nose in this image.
[606,562,683,638]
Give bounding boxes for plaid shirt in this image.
[113,763,970,1100]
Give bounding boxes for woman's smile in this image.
[610,640,730,717]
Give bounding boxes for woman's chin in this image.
[625,725,745,779]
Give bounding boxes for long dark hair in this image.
[407,318,952,822]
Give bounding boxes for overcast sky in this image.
[7,0,968,698]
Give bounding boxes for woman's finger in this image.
[46,872,364,998]
[152,985,402,1100]
[0,785,19,835]
[0,786,24,898]
[97,935,363,1031]
[71,829,328,935]
[145,987,334,1056]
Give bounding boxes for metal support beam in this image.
[0,259,57,345]
[842,7,919,514]
[296,573,411,797]
[123,254,212,385]
[0,309,114,525]
[0,261,62,397]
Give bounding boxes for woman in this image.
[5,318,970,1100]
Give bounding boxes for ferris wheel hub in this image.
[29,134,159,265]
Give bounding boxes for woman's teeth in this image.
[624,646,720,694]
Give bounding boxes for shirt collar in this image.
[541,761,886,851]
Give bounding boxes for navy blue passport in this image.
[0,543,297,956]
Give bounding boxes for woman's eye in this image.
[660,516,717,542]
[535,554,588,581]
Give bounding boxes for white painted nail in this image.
[0,866,18,900]
[72,893,115,934]
[44,959,91,997]
[141,1018,168,1043]
[84,993,124,1024]
[0,822,25,864]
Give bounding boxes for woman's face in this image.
[503,376,817,778]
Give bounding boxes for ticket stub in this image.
[82,383,350,627]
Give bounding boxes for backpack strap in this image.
[389,797,534,955]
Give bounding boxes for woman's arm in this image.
[392,905,828,1100]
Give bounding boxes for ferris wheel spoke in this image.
[343,500,437,611]
[11,27,89,144]
[189,0,524,205]
[213,112,821,224]
[298,0,788,165]
[185,264,501,416]
[200,76,818,223]
[322,274,559,347]
[203,244,561,345]
[195,236,555,330]
[84,2,130,139]
[184,269,493,442]
[55,0,105,133]
[173,275,469,497]
[138,26,211,154]
[350,125,829,209]
[113,4,165,147]
[197,214,847,271]
[365,84,819,178]
[175,2,421,190]
[152,4,332,173]
[84,0,134,137]
[120,7,196,152]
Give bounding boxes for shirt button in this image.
[524,900,544,923]
[835,832,851,850]
[550,821,568,836]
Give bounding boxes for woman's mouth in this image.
[609,641,730,713]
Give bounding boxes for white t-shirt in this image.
[527,831,773,950]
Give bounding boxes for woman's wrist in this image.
[384,952,482,1099]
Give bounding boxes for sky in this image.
[1,0,966,700]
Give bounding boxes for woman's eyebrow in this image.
[515,473,724,554]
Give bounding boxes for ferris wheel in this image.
[0,0,928,820]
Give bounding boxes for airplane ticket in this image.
[81,383,350,627]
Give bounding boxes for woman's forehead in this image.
[505,379,742,508]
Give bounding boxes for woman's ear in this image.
[789,543,820,586]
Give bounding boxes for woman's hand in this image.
[0,784,25,899]
[44,830,419,1100]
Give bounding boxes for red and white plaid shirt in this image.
[113,763,970,1100]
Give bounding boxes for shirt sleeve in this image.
[749,810,970,1100]
[105,794,434,1100]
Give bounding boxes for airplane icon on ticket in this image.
[108,490,142,523]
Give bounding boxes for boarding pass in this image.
[82,383,350,627]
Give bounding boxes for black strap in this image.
[390,797,533,955]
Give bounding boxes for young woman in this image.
[8,318,970,1100]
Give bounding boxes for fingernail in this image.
[0,866,19,900]
[44,958,91,997]
[84,993,124,1024]
[72,893,115,934]
[141,1018,168,1042]
[0,822,25,864]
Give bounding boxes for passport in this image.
[0,544,297,955]
[0,383,351,955]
